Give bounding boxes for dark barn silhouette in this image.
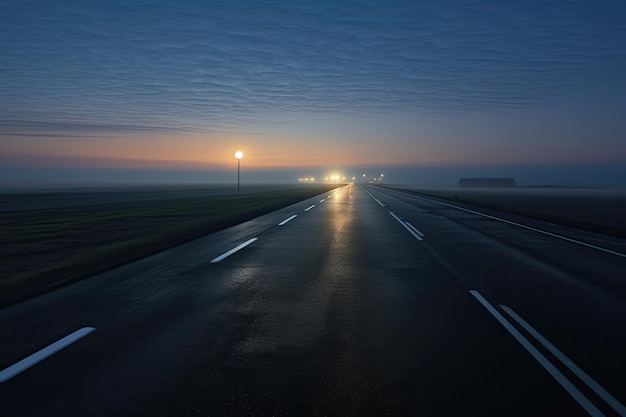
[459,178,517,188]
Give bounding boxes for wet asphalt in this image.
[1,184,625,416]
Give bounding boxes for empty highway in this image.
[1,184,625,416]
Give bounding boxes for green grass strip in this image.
[0,185,338,307]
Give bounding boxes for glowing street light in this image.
[235,151,243,196]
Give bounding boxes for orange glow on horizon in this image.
[2,132,441,169]
[6,129,619,170]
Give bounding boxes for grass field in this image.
[0,184,338,307]
[385,186,626,239]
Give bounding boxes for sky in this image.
[1,0,625,188]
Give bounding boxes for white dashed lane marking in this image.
[1,327,96,383]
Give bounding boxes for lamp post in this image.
[235,151,243,196]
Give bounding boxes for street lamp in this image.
[235,151,243,196]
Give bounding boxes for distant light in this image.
[363,174,366,177]
[235,151,243,160]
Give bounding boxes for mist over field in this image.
[2,162,626,191]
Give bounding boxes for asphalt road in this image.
[1,184,625,416]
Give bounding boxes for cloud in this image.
[1,0,624,136]
[0,120,192,136]
[1,0,625,180]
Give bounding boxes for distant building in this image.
[458,178,517,188]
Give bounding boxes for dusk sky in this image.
[1,0,625,188]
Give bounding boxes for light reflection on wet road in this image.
[1,184,626,416]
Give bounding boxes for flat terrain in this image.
[0,184,339,307]
[0,183,310,212]
[1,184,625,416]
[385,185,626,238]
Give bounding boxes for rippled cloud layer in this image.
[2,0,625,136]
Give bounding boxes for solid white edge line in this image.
[210,238,258,263]
[389,212,423,241]
[278,214,297,226]
[469,290,604,417]
[405,221,425,237]
[363,187,386,207]
[0,327,96,383]
[305,204,315,211]
[412,194,625,258]
[500,305,626,417]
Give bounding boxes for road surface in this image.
[1,184,625,416]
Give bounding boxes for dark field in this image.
[0,184,338,307]
[0,183,309,212]
[3,184,624,308]
[386,185,626,239]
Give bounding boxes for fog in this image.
[2,162,625,192]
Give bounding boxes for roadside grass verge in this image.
[379,185,626,239]
[0,185,338,307]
